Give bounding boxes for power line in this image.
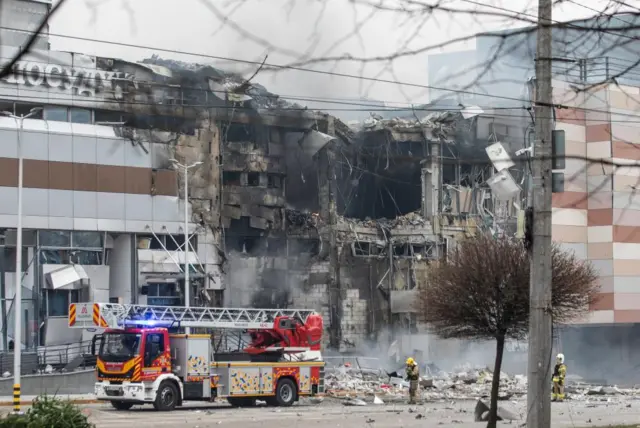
[0,25,612,108]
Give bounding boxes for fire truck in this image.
[68,302,325,411]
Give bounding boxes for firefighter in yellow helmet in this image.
[405,357,420,404]
[552,353,567,402]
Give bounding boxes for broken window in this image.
[0,100,14,115]
[352,241,385,257]
[393,244,409,257]
[223,123,256,142]
[345,167,422,220]
[247,172,260,186]
[15,103,43,119]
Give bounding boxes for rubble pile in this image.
[338,211,429,230]
[325,363,640,403]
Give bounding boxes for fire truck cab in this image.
[71,302,325,411]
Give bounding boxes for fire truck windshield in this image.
[99,332,141,362]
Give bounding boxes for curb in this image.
[0,399,100,406]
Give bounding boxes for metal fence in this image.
[0,340,97,374]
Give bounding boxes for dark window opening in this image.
[411,244,425,257]
[223,171,242,186]
[247,173,260,186]
[223,123,256,142]
[354,241,372,256]
[268,174,282,188]
[0,100,14,115]
[226,235,260,253]
[47,289,79,317]
[15,103,43,119]
[95,110,125,123]
[393,244,409,257]
[137,234,163,250]
[165,234,197,251]
[344,167,422,220]
[2,248,29,272]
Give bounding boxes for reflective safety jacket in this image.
[406,364,419,381]
[553,363,566,383]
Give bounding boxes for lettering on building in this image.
[2,61,134,100]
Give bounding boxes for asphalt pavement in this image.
[2,397,639,428]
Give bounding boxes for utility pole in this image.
[527,0,553,427]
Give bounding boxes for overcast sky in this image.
[48,0,616,112]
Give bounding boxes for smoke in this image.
[224,233,321,311]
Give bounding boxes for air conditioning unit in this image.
[109,296,124,304]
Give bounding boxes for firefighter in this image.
[405,357,420,404]
[552,353,567,402]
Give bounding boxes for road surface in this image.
[1,397,638,428]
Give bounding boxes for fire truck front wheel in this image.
[110,401,134,411]
[153,381,179,411]
[275,378,296,407]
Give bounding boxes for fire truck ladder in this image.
[68,302,317,330]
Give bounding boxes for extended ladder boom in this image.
[68,302,317,330]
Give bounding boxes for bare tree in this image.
[417,234,599,428]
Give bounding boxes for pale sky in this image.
[48,0,618,111]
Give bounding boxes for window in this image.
[38,231,104,265]
[222,171,242,186]
[39,231,71,247]
[247,172,259,186]
[147,283,181,307]
[15,103,43,119]
[144,333,165,367]
[46,289,79,317]
[43,106,68,122]
[2,248,28,272]
[267,174,282,189]
[138,234,196,251]
[69,108,92,124]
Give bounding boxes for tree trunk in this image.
[487,334,506,428]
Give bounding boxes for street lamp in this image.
[168,159,202,335]
[2,107,42,413]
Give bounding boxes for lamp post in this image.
[169,159,202,335]
[2,107,42,413]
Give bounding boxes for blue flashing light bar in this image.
[123,319,178,329]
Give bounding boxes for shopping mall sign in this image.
[1,60,133,100]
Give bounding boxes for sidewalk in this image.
[0,394,98,406]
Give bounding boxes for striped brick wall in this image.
[552,81,640,324]
[0,118,193,234]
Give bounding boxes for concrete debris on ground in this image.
[325,363,640,403]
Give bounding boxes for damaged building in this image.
[0,0,535,359]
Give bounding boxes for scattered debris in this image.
[342,398,367,406]
[473,399,517,422]
[373,396,384,405]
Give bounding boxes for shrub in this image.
[0,395,93,428]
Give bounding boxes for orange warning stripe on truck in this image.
[92,303,108,328]
[68,304,76,327]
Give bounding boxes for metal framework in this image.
[69,302,316,330]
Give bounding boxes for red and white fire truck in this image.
[68,302,325,411]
